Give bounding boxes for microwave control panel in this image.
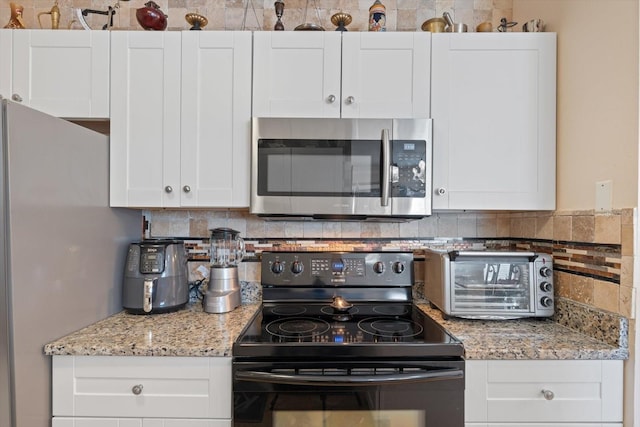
[391,140,427,197]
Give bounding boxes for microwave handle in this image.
[381,128,390,207]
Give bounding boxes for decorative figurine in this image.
[274,0,284,31]
[368,0,386,32]
[497,17,517,32]
[4,3,26,29]
[136,1,168,31]
[331,12,351,31]
[185,12,208,30]
[38,1,61,29]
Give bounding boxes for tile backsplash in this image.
[3,0,513,33]
[145,207,636,321]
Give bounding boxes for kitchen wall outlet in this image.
[595,180,613,212]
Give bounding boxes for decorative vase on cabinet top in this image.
[136,1,168,31]
[4,2,26,28]
[368,0,386,31]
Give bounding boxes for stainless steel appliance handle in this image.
[235,368,463,386]
[381,128,391,207]
[449,250,537,261]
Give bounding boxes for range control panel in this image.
[260,251,414,287]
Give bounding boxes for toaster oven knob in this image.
[291,260,304,275]
[392,261,405,274]
[540,296,553,307]
[540,266,552,278]
[373,261,385,274]
[540,281,553,293]
[271,261,285,275]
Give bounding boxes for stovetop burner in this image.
[232,251,464,360]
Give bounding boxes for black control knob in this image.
[291,260,304,275]
[392,262,405,274]
[373,261,385,274]
[540,267,552,278]
[271,261,284,275]
[540,296,553,308]
[540,281,553,293]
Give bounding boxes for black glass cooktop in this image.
[233,303,465,360]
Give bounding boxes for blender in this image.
[203,228,244,313]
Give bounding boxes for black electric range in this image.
[233,251,464,360]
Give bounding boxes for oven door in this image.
[250,118,432,219]
[233,359,464,427]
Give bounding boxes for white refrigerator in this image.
[0,100,141,427]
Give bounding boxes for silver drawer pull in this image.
[541,389,554,400]
[132,384,144,395]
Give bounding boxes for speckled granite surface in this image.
[416,302,628,360]
[44,300,627,360]
[44,303,260,357]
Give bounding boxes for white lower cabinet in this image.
[465,360,623,427]
[52,356,231,427]
[53,418,230,427]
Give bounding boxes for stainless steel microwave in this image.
[250,118,433,220]
[423,249,554,320]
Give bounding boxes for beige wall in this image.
[514,0,639,211]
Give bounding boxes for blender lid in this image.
[209,227,241,238]
[135,238,184,246]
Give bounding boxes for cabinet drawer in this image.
[466,360,623,423]
[53,356,231,419]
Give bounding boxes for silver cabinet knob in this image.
[11,94,22,102]
[541,389,554,400]
[183,185,191,193]
[436,188,446,195]
[164,186,173,193]
[132,384,143,395]
[327,94,336,103]
[345,96,355,105]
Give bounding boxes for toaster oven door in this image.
[448,252,539,318]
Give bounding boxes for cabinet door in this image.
[252,31,341,118]
[466,360,623,424]
[53,418,143,427]
[11,30,109,118]
[181,31,252,207]
[341,32,430,119]
[53,418,230,427]
[431,33,556,210]
[0,30,11,101]
[110,31,181,207]
[53,356,232,419]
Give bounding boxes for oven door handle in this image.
[235,367,463,386]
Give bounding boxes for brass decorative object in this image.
[274,0,284,30]
[185,12,208,30]
[38,1,61,29]
[421,17,445,32]
[294,0,324,31]
[331,12,351,31]
[4,3,26,29]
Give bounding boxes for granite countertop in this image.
[45,301,627,360]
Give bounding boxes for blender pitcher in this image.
[210,228,245,267]
[204,228,244,313]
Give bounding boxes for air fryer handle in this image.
[143,278,156,313]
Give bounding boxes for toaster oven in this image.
[423,249,554,320]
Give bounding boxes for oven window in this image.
[274,410,423,427]
[257,139,381,197]
[451,259,532,312]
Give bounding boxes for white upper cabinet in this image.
[252,31,430,119]
[1,29,110,119]
[180,31,252,208]
[110,31,252,208]
[431,33,556,211]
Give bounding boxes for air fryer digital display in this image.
[140,246,165,274]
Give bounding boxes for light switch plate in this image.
[595,180,613,212]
